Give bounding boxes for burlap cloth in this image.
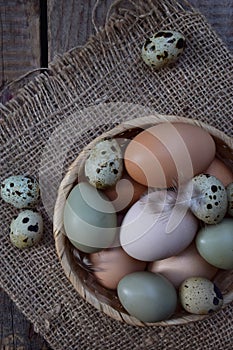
[1,1,233,349]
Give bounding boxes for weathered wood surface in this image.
[47,0,233,61]
[192,0,233,50]
[0,0,40,88]
[0,288,50,350]
[48,0,114,61]
[0,1,233,349]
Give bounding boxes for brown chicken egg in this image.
[204,157,233,186]
[104,171,147,212]
[89,247,147,290]
[148,242,218,288]
[124,122,216,188]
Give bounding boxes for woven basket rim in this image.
[53,113,233,327]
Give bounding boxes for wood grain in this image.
[0,0,40,87]
[0,288,51,350]
[47,0,233,61]
[190,0,233,51]
[47,0,114,61]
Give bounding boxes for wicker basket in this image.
[53,114,233,326]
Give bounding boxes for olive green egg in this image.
[117,271,177,323]
[196,218,233,269]
[63,182,117,253]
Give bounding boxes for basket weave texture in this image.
[1,1,233,349]
[54,114,233,327]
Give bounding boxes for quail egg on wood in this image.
[141,30,186,69]
[85,139,123,189]
[1,175,40,209]
[10,210,43,249]
[190,174,227,224]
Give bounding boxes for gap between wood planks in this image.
[40,0,48,68]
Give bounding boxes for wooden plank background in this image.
[0,0,232,349]
[0,1,40,86]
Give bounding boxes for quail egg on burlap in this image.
[226,182,233,216]
[190,174,227,224]
[141,30,186,69]
[179,277,223,315]
[85,139,123,189]
[1,175,40,209]
[10,210,43,249]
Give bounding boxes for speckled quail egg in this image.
[179,277,223,315]
[141,30,186,69]
[1,175,40,209]
[10,210,43,249]
[85,139,123,189]
[226,182,233,216]
[190,174,227,224]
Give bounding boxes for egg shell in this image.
[179,277,223,315]
[190,174,227,224]
[89,247,147,290]
[124,122,216,188]
[103,171,147,212]
[204,158,233,186]
[226,182,233,216]
[10,210,43,249]
[141,31,186,69]
[63,182,117,253]
[148,242,218,288]
[196,218,233,270]
[120,190,198,261]
[85,139,123,189]
[117,271,177,323]
[1,175,40,209]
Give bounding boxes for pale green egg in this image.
[63,182,117,253]
[196,218,233,269]
[117,271,177,323]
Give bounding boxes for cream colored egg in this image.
[148,243,218,288]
